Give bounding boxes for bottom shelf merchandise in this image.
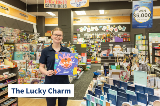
[1,97,17,106]
[18,69,45,84]
[83,79,160,106]
[81,61,160,106]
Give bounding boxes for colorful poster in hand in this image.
[54,52,78,75]
[132,0,153,28]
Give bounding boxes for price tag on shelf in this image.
[109,44,113,46]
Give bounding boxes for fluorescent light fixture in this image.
[99,10,104,14]
[46,12,56,16]
[75,11,86,15]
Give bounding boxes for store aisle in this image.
[69,64,101,100]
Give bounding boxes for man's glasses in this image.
[53,34,63,37]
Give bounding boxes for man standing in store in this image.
[39,27,81,106]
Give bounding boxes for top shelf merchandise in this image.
[135,34,148,59]
[0,27,40,44]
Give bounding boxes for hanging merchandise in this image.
[87,28,91,32]
[114,27,118,32]
[132,0,153,28]
[122,26,126,31]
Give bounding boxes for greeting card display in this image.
[36,52,41,60]
[15,44,22,51]
[18,68,26,78]
[14,60,26,69]
[30,52,36,60]
[22,43,30,52]
[26,69,32,78]
[37,43,44,52]
[30,44,37,52]
[54,52,78,75]
[27,60,37,69]
[23,52,30,60]
[30,78,40,84]
[14,52,24,60]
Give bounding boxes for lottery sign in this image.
[132,0,153,28]
[44,0,89,8]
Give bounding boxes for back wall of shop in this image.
[0,15,33,32]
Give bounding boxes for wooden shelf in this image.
[139,50,148,51]
[0,80,17,88]
[1,98,17,106]
[0,67,18,105]
[0,97,11,104]
[136,44,148,45]
[0,74,16,81]
[0,90,8,96]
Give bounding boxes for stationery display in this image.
[84,74,160,106]
[117,95,127,106]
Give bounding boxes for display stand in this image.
[0,67,18,106]
[101,42,134,66]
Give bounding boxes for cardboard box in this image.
[45,33,51,36]
[31,40,37,44]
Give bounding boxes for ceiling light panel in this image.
[99,10,104,14]
[75,11,86,15]
[46,12,56,16]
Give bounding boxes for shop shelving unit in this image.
[149,33,160,64]
[84,33,101,64]
[135,34,148,60]
[101,42,134,65]
[152,43,160,65]
[0,67,18,106]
